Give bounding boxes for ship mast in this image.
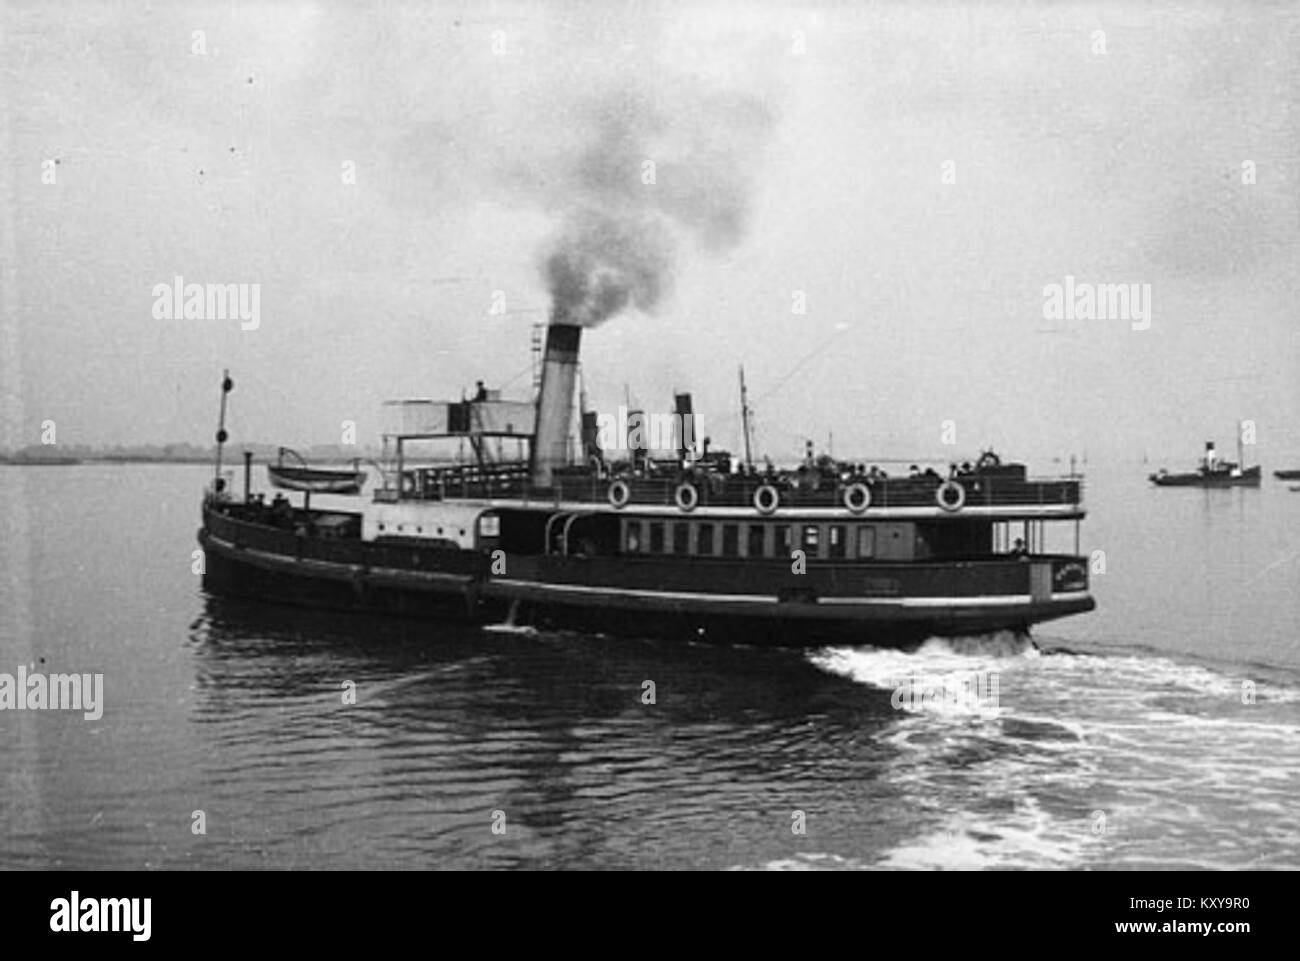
[739,365,753,470]
[213,369,232,490]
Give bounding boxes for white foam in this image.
[738,852,864,871]
[479,622,539,636]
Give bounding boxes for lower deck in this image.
[199,498,1095,646]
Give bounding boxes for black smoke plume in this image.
[541,85,772,327]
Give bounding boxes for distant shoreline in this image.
[1,452,382,466]
[0,457,375,467]
[0,456,207,466]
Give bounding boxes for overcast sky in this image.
[4,1,1298,468]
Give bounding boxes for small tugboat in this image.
[196,314,1097,648]
[1149,439,1261,487]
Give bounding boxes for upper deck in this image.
[388,459,1085,520]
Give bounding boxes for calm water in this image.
[1,462,1297,869]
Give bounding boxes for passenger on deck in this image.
[271,493,293,528]
[924,467,941,480]
[1010,538,1028,558]
[909,464,921,478]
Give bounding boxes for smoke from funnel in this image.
[544,209,672,326]
[540,84,773,327]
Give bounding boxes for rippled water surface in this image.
[2,462,1297,869]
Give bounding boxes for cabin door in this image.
[1029,562,1052,603]
[873,524,915,560]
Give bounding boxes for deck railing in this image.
[402,461,1083,510]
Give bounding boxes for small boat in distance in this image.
[267,447,367,495]
[1274,469,1300,480]
[1149,438,1260,487]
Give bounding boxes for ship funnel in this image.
[674,392,694,462]
[531,314,582,487]
[581,410,601,464]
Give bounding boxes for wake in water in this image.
[808,632,1037,720]
[803,632,1300,869]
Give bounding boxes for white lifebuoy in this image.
[843,482,871,514]
[674,482,699,512]
[753,484,780,515]
[608,479,631,509]
[936,480,966,512]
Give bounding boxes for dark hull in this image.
[199,503,1094,648]
[1274,469,1300,480]
[1149,467,1261,487]
[200,528,492,621]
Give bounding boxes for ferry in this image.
[197,317,1096,647]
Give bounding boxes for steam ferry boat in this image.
[198,317,1096,647]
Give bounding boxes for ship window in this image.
[649,522,665,553]
[673,522,689,555]
[748,524,766,557]
[857,526,875,558]
[774,525,792,556]
[697,523,714,555]
[721,524,739,557]
[626,521,642,553]
[829,525,846,559]
[802,525,820,557]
